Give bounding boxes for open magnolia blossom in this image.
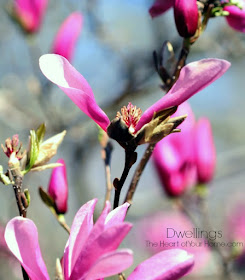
[5,199,133,280]
[4,198,194,280]
[39,54,230,147]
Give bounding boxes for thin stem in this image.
[105,165,112,202]
[124,143,155,204]
[113,149,136,209]
[57,219,71,235]
[9,170,29,280]
[101,142,113,205]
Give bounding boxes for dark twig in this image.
[124,143,155,205]
[102,142,113,205]
[113,149,137,209]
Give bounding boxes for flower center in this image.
[117,102,142,134]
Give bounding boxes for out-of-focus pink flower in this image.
[153,102,197,196]
[227,203,245,244]
[149,0,198,37]
[149,0,174,18]
[48,159,68,214]
[39,54,230,138]
[153,102,216,196]
[194,118,216,184]
[13,0,48,33]
[128,249,194,280]
[52,12,83,62]
[226,202,245,266]
[4,199,133,280]
[139,211,210,271]
[224,4,245,33]
[174,0,198,37]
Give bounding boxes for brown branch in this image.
[8,169,29,280]
[113,149,137,209]
[124,143,155,205]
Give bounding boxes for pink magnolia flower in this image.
[149,0,198,37]
[48,159,68,214]
[52,12,83,62]
[224,3,245,33]
[4,199,194,280]
[39,54,230,143]
[153,102,216,196]
[4,199,133,280]
[139,211,210,271]
[13,0,48,33]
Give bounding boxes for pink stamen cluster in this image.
[117,103,142,134]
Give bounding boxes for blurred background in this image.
[0,0,245,279]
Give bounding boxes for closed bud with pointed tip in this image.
[13,0,48,33]
[48,159,68,214]
[174,0,198,37]
[52,12,83,62]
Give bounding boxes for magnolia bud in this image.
[174,0,198,37]
[48,159,68,214]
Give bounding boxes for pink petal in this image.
[154,137,182,174]
[63,199,97,279]
[139,212,210,271]
[153,139,187,196]
[128,249,194,280]
[136,59,230,132]
[194,118,216,184]
[149,0,174,18]
[67,200,111,278]
[84,249,133,280]
[14,0,48,33]
[4,217,49,280]
[48,158,68,214]
[52,12,83,62]
[105,202,130,227]
[39,54,110,131]
[70,223,132,280]
[224,5,245,33]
